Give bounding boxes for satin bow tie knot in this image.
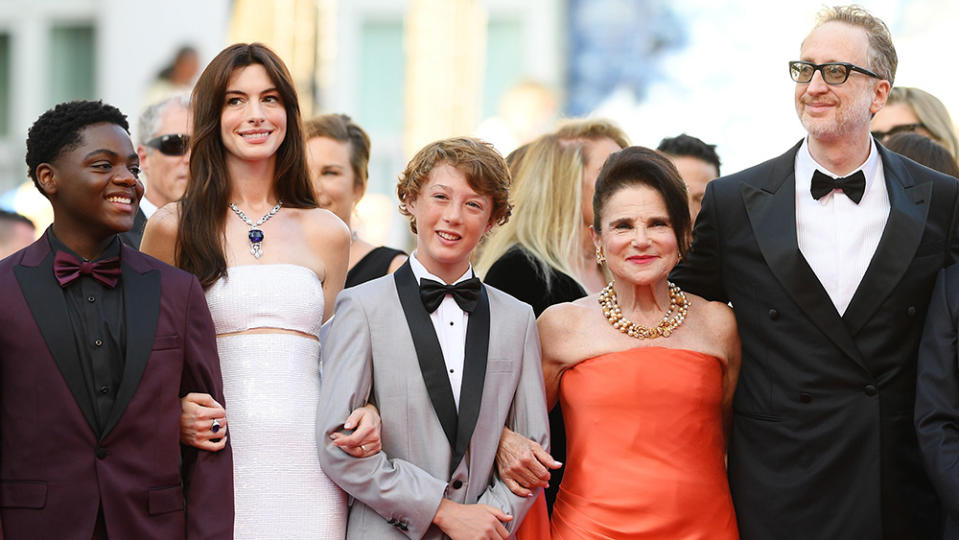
[419,277,481,313]
[53,251,122,288]
[811,169,866,204]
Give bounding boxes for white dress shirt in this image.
[409,252,471,409]
[139,195,159,219]
[795,137,889,315]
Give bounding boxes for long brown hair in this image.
[177,43,316,288]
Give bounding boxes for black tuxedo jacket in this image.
[0,232,233,539]
[672,140,959,539]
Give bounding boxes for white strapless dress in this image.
[206,264,346,539]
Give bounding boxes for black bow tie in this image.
[419,277,482,313]
[811,169,866,204]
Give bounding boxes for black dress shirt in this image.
[48,232,126,433]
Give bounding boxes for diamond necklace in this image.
[598,281,689,339]
[228,201,283,259]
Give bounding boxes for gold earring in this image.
[595,246,606,265]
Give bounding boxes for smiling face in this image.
[593,183,680,287]
[407,163,493,283]
[39,122,143,240]
[219,63,287,166]
[795,22,889,143]
[306,136,362,225]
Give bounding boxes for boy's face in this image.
[38,122,143,240]
[407,163,493,283]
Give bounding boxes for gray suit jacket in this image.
[317,262,549,539]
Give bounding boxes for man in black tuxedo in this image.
[671,6,957,539]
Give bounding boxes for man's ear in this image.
[35,163,58,198]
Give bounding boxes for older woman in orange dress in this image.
[511,146,741,539]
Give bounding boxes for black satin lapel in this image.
[13,255,99,434]
[449,286,490,475]
[394,262,458,448]
[843,166,930,335]
[100,263,160,440]
[742,175,865,368]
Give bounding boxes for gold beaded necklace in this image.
[598,281,689,339]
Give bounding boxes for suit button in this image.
[907,306,917,317]
[864,385,878,397]
[799,392,811,403]
[451,480,463,489]
[94,339,103,347]
[96,447,108,459]
[400,523,409,531]
[387,518,396,525]
[768,309,779,320]
[98,385,110,394]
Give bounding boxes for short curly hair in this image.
[397,137,512,234]
[26,100,129,196]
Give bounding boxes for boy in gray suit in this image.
[317,137,549,539]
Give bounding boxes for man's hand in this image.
[330,403,382,458]
[432,498,513,539]
[180,392,228,451]
[496,427,561,497]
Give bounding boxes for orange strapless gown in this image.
[537,347,737,540]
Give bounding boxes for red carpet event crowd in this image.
[4,4,959,539]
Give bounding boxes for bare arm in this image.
[308,209,350,323]
[139,202,180,265]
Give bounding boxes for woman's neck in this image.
[613,279,673,325]
[226,156,279,208]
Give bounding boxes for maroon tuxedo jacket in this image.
[0,232,233,539]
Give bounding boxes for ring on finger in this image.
[360,444,367,452]
[211,418,222,434]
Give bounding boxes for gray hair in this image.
[811,5,897,85]
[136,93,191,146]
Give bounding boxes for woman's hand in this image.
[496,427,562,497]
[180,392,228,451]
[331,403,382,458]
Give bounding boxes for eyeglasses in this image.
[871,123,927,140]
[789,61,881,85]
[144,133,191,156]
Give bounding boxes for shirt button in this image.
[96,447,108,459]
[452,480,463,489]
[94,339,103,347]
[907,306,917,317]
[864,384,878,397]
[768,309,779,320]
[87,296,95,303]
[449,321,454,326]
[449,369,454,374]
[99,385,110,394]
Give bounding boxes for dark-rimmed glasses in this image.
[871,123,927,140]
[145,133,191,156]
[789,61,881,85]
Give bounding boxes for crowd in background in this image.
[5,3,959,540]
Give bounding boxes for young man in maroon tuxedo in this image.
[0,100,233,539]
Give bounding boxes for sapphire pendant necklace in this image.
[229,201,283,259]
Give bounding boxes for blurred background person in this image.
[554,118,629,294]
[144,45,200,106]
[0,209,35,259]
[121,94,192,248]
[883,132,959,178]
[871,86,959,163]
[304,113,406,288]
[657,133,721,224]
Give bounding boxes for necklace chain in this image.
[229,201,283,227]
[598,281,689,339]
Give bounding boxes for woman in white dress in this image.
[142,42,376,539]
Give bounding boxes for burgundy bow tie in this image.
[53,250,122,288]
